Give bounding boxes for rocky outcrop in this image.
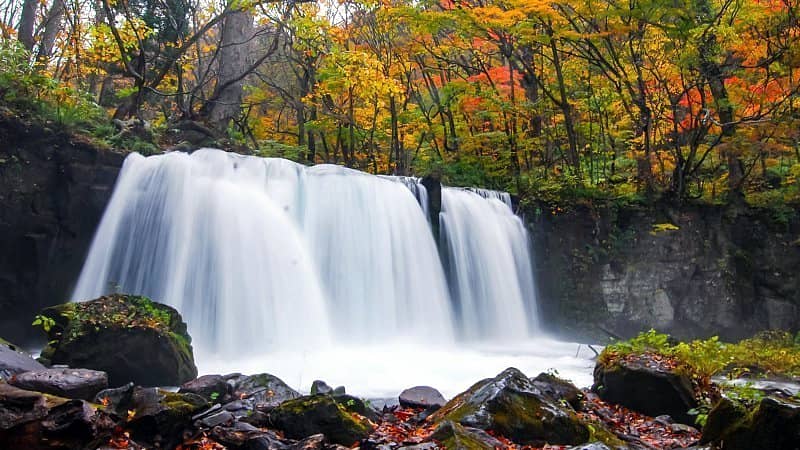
[593,355,697,424]
[528,201,800,341]
[37,294,197,386]
[428,367,591,446]
[0,113,126,345]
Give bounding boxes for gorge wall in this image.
[0,113,125,343]
[528,201,800,342]
[1,115,798,345]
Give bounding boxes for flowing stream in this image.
[73,148,595,396]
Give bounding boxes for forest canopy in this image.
[1,0,799,205]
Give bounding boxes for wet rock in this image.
[37,295,197,387]
[333,386,346,396]
[0,339,46,380]
[334,394,380,422]
[0,384,116,449]
[210,425,287,449]
[429,420,504,449]
[180,374,232,402]
[399,386,446,410]
[311,380,333,395]
[269,395,375,446]
[532,372,583,409]
[567,443,613,450]
[290,433,325,450]
[126,387,209,448]
[593,355,697,424]
[701,395,800,449]
[93,382,134,416]
[9,368,108,400]
[233,373,301,410]
[428,367,590,446]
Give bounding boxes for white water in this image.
[73,148,595,395]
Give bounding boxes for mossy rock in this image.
[429,420,504,449]
[593,355,697,424]
[38,294,197,387]
[126,387,209,448]
[269,394,374,446]
[428,367,590,446]
[701,395,800,449]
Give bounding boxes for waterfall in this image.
[72,148,539,359]
[439,187,538,340]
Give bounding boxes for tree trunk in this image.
[37,0,66,63]
[201,10,254,131]
[17,0,37,51]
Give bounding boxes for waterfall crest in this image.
[73,149,539,357]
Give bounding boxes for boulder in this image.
[701,395,800,449]
[232,373,301,410]
[334,394,380,422]
[269,395,375,446]
[532,372,583,409]
[180,374,233,402]
[37,294,197,386]
[0,339,46,380]
[125,387,209,448]
[0,383,116,449]
[9,368,108,400]
[311,380,333,395]
[428,367,590,446]
[593,355,697,424]
[429,420,504,449]
[399,386,446,410]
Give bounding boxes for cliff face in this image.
[528,202,800,341]
[0,113,125,344]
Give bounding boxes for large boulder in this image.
[38,294,197,386]
[9,368,108,400]
[269,395,375,446]
[427,367,590,446]
[593,354,697,424]
[0,338,46,380]
[701,395,800,449]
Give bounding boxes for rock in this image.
[567,443,613,450]
[9,368,108,400]
[311,380,333,395]
[290,433,325,450]
[593,355,697,424]
[210,425,287,450]
[269,395,375,446]
[196,409,234,428]
[429,420,505,449]
[428,367,590,446]
[93,382,134,416]
[180,374,232,402]
[333,386,346,396]
[37,294,197,387]
[334,394,380,422]
[399,386,446,410]
[0,339,46,380]
[532,372,583,409]
[232,373,301,410]
[701,395,800,449]
[125,387,209,448]
[0,384,117,449]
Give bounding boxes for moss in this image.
[160,390,208,416]
[432,421,497,450]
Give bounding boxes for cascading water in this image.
[72,148,595,396]
[439,188,538,340]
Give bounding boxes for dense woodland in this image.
[1,0,799,205]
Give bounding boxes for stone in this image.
[593,355,697,424]
[269,395,375,446]
[180,374,232,402]
[334,394,380,422]
[0,384,117,449]
[428,367,590,446]
[93,382,135,416]
[311,380,333,395]
[429,420,504,450]
[125,387,209,448]
[399,386,446,410]
[9,368,108,400]
[37,294,197,387]
[0,339,46,380]
[701,396,800,449]
[567,443,613,450]
[532,372,584,409]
